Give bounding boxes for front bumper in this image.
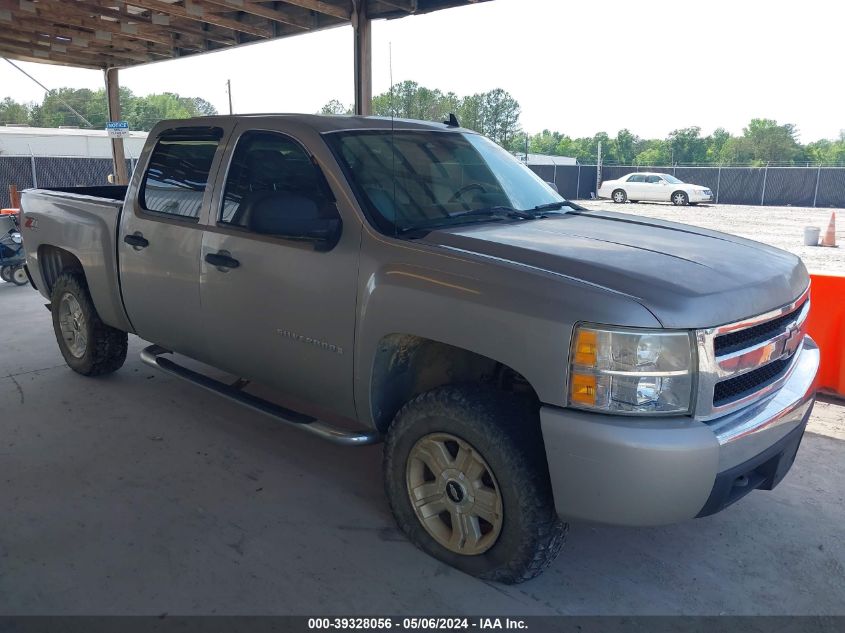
[540,336,819,526]
[689,190,714,202]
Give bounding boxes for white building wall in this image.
[0,127,148,158]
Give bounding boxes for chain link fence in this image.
[530,163,845,207]
[0,156,135,207]
[2,156,843,209]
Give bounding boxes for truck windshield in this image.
[325,130,569,235]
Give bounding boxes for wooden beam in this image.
[105,67,129,186]
[371,0,417,13]
[0,29,158,64]
[0,49,103,69]
[353,0,371,115]
[277,0,351,20]
[201,0,312,29]
[122,0,274,38]
[9,18,170,60]
[0,38,136,68]
[78,0,239,46]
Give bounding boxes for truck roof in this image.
[152,113,473,135]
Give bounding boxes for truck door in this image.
[119,126,228,358]
[198,127,360,420]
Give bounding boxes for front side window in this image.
[140,128,222,219]
[325,130,569,235]
[645,175,661,184]
[220,130,334,230]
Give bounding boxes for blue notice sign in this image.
[106,120,129,138]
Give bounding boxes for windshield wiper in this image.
[398,206,534,234]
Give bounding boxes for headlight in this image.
[568,325,694,415]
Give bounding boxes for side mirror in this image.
[546,181,559,193]
[247,191,341,250]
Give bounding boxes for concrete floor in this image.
[1,281,844,615]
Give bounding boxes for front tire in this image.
[611,189,627,203]
[672,191,689,206]
[384,385,566,583]
[51,272,128,376]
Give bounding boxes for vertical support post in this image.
[353,0,372,116]
[30,155,38,189]
[596,141,602,194]
[760,162,769,206]
[715,166,722,204]
[105,67,129,186]
[576,164,581,199]
[8,184,20,208]
[813,164,822,208]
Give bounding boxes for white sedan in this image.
[597,172,714,206]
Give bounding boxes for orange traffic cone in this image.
[821,212,837,247]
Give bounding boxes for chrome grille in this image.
[695,287,810,421]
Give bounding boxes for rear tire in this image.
[384,384,566,584]
[672,191,689,206]
[51,272,128,376]
[611,189,627,203]
[0,266,11,283]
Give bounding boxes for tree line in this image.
[2,81,842,166]
[0,87,217,132]
[324,81,844,166]
[526,122,845,166]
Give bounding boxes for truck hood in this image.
[422,210,809,329]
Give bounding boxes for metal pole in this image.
[596,141,602,194]
[576,164,581,199]
[30,155,38,189]
[715,166,721,204]
[226,79,233,115]
[760,162,769,206]
[352,0,372,116]
[104,67,129,186]
[813,164,822,208]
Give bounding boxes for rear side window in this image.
[140,127,222,219]
[219,130,334,229]
[627,174,646,183]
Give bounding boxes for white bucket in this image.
[804,226,820,246]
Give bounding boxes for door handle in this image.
[123,233,149,249]
[205,251,240,269]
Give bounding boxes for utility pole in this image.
[226,79,233,115]
[596,140,603,195]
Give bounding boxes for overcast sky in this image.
[1,0,842,141]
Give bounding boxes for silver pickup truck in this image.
[20,115,819,583]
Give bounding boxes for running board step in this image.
[140,345,381,446]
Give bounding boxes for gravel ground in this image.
[579,200,845,276]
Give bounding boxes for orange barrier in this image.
[0,208,19,216]
[807,274,845,397]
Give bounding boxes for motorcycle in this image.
[0,212,27,286]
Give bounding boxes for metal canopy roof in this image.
[0,0,485,70]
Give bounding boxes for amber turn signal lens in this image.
[573,329,597,366]
[570,373,597,405]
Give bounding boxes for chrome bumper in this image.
[540,336,819,526]
[708,336,819,470]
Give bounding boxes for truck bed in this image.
[20,186,133,333]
